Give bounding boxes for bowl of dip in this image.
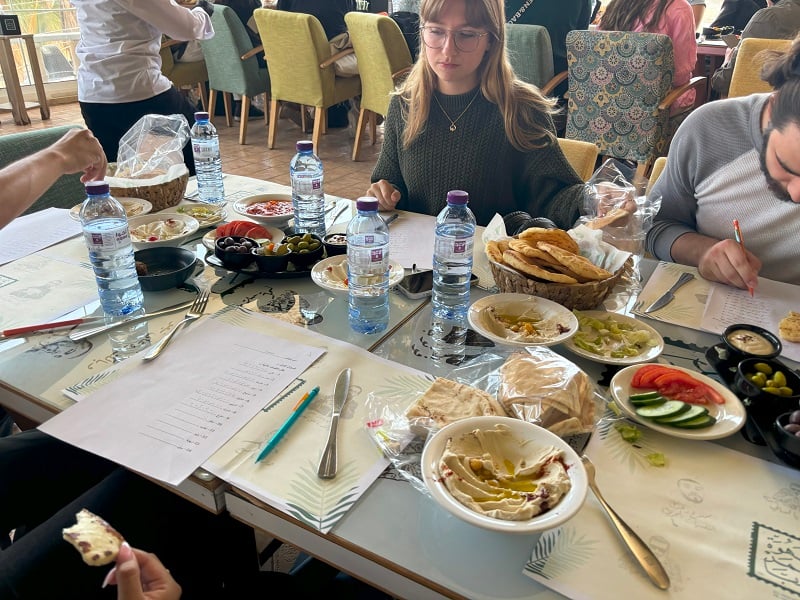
[128,213,199,249]
[420,416,587,533]
[232,193,294,227]
[722,324,781,360]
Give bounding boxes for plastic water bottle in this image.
[290,140,325,237]
[347,197,390,334]
[190,111,225,204]
[432,190,476,320]
[80,181,144,317]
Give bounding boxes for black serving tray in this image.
[706,343,800,469]
[205,252,316,279]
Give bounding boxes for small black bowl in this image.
[722,323,781,361]
[251,246,290,273]
[135,247,197,292]
[214,236,258,270]
[734,357,800,414]
[775,411,800,460]
[322,232,347,256]
[283,233,324,268]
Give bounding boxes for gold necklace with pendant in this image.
[433,89,481,132]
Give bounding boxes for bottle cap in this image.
[296,140,314,152]
[355,197,379,211]
[85,180,110,195]
[446,190,469,205]
[194,111,210,121]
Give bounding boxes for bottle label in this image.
[84,225,132,252]
[192,139,219,160]
[349,245,388,271]
[434,236,473,259]
[293,176,323,195]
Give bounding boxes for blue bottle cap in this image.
[194,111,210,121]
[85,180,110,195]
[296,140,314,152]
[446,190,469,205]
[355,197,379,211]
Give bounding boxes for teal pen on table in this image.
[255,386,320,463]
[732,219,754,297]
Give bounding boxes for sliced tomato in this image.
[229,221,254,237]
[245,225,271,240]
[631,365,677,388]
[215,223,232,238]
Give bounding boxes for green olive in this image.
[754,362,774,375]
[762,386,782,396]
[749,372,767,387]
[309,241,321,250]
[297,241,309,250]
[778,386,794,396]
[772,371,787,387]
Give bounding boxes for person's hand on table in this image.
[698,238,761,292]
[367,180,401,211]
[50,128,107,183]
[103,542,182,600]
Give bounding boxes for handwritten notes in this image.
[40,318,324,485]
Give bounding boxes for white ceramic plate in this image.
[175,204,226,228]
[609,364,746,441]
[311,255,404,296]
[70,197,152,221]
[467,293,578,347]
[563,310,665,365]
[128,212,199,249]
[202,226,285,251]
[421,416,588,534]
[231,193,294,226]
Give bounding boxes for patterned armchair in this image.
[565,30,706,181]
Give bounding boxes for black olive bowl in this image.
[135,247,198,292]
[283,233,324,268]
[322,232,348,256]
[251,246,290,273]
[774,410,800,461]
[214,236,258,270]
[734,357,800,415]
[721,323,782,361]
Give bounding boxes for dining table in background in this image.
[1,176,799,599]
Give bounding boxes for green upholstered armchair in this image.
[199,5,270,145]
[160,38,209,111]
[253,8,362,155]
[0,125,86,215]
[345,12,412,161]
[565,30,706,180]
[505,24,564,95]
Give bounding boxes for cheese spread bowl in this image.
[722,323,781,360]
[128,213,199,249]
[421,416,587,533]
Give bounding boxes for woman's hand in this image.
[698,238,761,292]
[366,180,401,211]
[103,542,182,600]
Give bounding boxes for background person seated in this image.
[710,0,768,32]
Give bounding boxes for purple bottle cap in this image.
[355,197,379,211]
[296,140,313,152]
[85,180,110,195]
[194,111,210,121]
[446,190,469,205]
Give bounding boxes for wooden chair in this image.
[253,9,362,155]
[646,156,667,197]
[345,12,412,161]
[557,138,599,182]
[564,30,706,181]
[728,37,793,98]
[160,38,208,111]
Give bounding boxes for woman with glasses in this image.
[366,0,587,228]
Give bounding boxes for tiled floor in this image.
[0,99,382,201]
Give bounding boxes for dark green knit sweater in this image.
[371,88,586,228]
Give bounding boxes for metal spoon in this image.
[581,455,670,590]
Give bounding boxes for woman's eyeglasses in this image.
[419,26,490,53]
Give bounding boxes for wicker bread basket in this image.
[107,164,188,212]
[490,259,630,310]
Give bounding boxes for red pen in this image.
[732,219,754,297]
[1,316,107,338]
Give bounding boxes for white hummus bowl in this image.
[421,416,588,534]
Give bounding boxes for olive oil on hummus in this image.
[437,424,571,521]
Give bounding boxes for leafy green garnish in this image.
[646,453,666,467]
[614,422,642,443]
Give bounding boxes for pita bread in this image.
[779,311,800,343]
[62,509,124,567]
[405,377,507,431]
[537,242,613,281]
[517,227,580,254]
[503,249,579,284]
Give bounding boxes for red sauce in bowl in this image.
[245,200,293,217]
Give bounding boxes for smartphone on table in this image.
[396,270,479,299]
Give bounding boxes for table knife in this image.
[317,367,351,479]
[643,272,695,314]
[67,300,193,341]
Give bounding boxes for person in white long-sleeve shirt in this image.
[72,0,215,174]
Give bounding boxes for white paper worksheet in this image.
[0,208,81,265]
[40,318,325,485]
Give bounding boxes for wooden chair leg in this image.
[268,98,279,149]
[196,81,208,111]
[351,108,367,161]
[239,96,250,144]
[208,90,217,122]
[369,111,377,146]
[635,161,651,182]
[300,106,309,133]
[223,93,233,127]
[312,107,325,155]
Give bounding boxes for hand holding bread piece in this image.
[62,509,124,566]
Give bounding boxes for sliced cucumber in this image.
[671,414,717,429]
[630,395,666,407]
[635,400,690,419]
[653,405,709,424]
[629,391,661,401]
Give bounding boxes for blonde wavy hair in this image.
[397,0,557,151]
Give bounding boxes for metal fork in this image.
[142,287,210,361]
